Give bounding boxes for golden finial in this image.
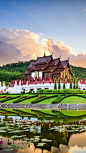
[68,57,70,61]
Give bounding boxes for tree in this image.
[70,77,72,89]
[54,78,57,89]
[76,77,79,89]
[63,78,66,89]
[58,77,61,89]
[73,77,76,89]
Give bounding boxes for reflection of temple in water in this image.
[26,123,71,152]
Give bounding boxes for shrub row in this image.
[52,93,86,104]
[37,89,86,94]
[31,95,58,104]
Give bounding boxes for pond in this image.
[0,109,86,153]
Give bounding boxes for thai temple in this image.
[0,54,86,94]
[24,54,73,81]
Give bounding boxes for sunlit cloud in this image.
[0,28,86,68]
[85,8,86,11]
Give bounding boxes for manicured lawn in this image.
[3,97,20,103]
[39,97,58,104]
[0,97,7,101]
[38,110,57,116]
[61,110,86,116]
[61,96,86,104]
[19,97,37,104]
[41,94,57,97]
[19,109,37,115]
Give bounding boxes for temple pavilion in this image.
[24,54,73,81]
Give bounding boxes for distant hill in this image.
[0,60,36,73]
[0,60,86,82]
[70,65,86,79]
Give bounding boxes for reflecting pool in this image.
[0,109,86,152]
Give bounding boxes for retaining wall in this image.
[1,103,86,109]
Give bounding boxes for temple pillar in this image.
[68,71,69,79]
[26,81,28,85]
[34,87,37,93]
[14,80,17,87]
[3,81,5,87]
[19,80,21,86]
[61,72,62,78]
[64,70,65,78]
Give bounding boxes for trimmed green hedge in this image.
[37,89,86,94]
[52,93,86,104]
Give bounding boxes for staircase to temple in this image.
[0,88,8,94]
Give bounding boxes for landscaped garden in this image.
[0,89,86,104]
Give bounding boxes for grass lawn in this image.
[61,96,86,104]
[19,97,37,104]
[3,97,21,103]
[19,109,37,115]
[61,110,86,116]
[37,110,57,116]
[38,97,57,104]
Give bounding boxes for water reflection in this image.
[0,109,86,153]
[0,133,86,153]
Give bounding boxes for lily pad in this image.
[5,149,13,151]
[5,146,12,148]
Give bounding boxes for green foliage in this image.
[21,90,25,94]
[63,78,66,89]
[29,90,32,94]
[0,70,24,82]
[0,60,35,82]
[70,77,72,89]
[37,89,45,93]
[70,65,86,80]
[58,77,61,89]
[36,89,86,94]
[6,91,9,95]
[76,78,79,89]
[54,78,57,89]
[0,60,35,73]
[73,77,76,89]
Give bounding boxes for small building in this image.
[24,54,73,81]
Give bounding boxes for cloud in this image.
[47,38,86,68]
[0,28,86,68]
[0,28,49,65]
[85,8,86,11]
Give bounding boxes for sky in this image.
[0,0,86,67]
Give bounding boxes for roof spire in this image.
[68,57,70,61]
[52,52,54,58]
[59,55,61,59]
[44,52,45,57]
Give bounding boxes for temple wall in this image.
[0,80,86,94]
